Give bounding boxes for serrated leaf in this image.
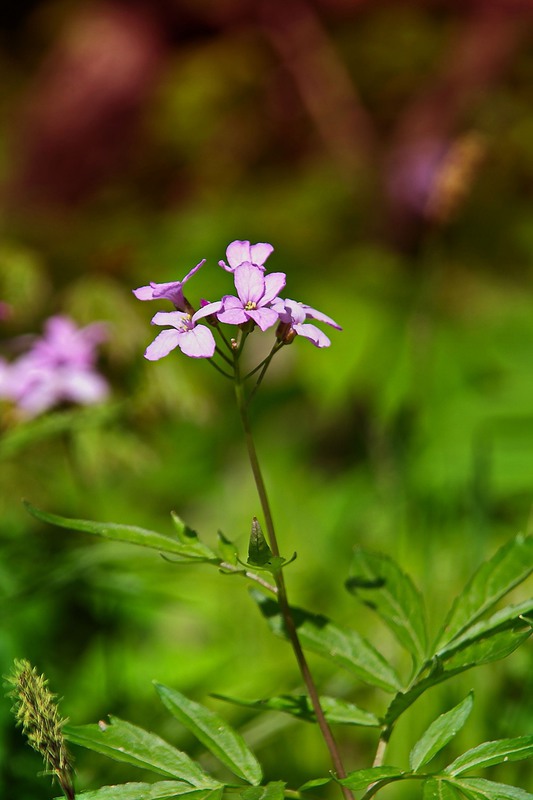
[347,549,428,666]
[444,736,533,776]
[248,519,274,567]
[423,778,462,799]
[212,693,379,727]
[340,766,404,790]
[154,683,262,785]
[451,778,533,799]
[437,535,533,648]
[25,501,218,562]
[251,590,403,693]
[64,717,217,787]
[59,782,220,800]
[239,781,286,800]
[410,693,474,772]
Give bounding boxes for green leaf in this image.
[170,512,217,559]
[25,501,218,562]
[437,535,533,648]
[218,531,238,564]
[340,766,404,790]
[64,717,217,787]
[248,519,274,567]
[298,778,332,791]
[251,590,403,693]
[154,683,262,786]
[423,778,462,799]
[410,692,474,772]
[444,736,533,776]
[450,778,533,799]
[61,783,220,800]
[212,693,380,727]
[346,549,428,666]
[437,600,533,657]
[239,782,286,800]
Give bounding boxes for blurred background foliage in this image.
[1,0,533,797]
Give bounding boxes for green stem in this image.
[233,371,353,800]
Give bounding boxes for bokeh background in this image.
[1,0,533,796]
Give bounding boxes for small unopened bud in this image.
[231,338,238,350]
[276,321,296,344]
[6,660,75,800]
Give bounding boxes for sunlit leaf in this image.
[437,535,533,648]
[24,501,218,562]
[449,777,533,799]
[64,717,217,787]
[437,600,533,656]
[423,778,462,799]
[251,590,403,693]
[59,782,221,800]
[346,549,427,666]
[340,766,404,790]
[154,683,262,785]
[212,693,379,727]
[444,736,533,776]
[239,781,286,800]
[410,692,474,772]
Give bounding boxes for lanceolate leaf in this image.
[444,736,533,776]
[436,535,533,649]
[212,693,380,727]
[64,717,217,787]
[423,778,462,799]
[60,783,221,800]
[24,501,218,562]
[437,600,533,657]
[154,683,262,786]
[449,778,533,799]
[410,693,474,772]
[251,590,403,693]
[346,549,428,666]
[340,766,404,791]
[239,782,286,800]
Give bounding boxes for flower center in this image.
[245,301,257,311]
[177,314,193,332]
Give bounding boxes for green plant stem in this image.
[234,373,353,800]
[372,732,390,767]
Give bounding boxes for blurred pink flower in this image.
[219,240,274,272]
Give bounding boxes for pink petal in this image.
[177,326,216,358]
[133,285,155,300]
[192,300,223,322]
[145,329,182,360]
[294,323,331,348]
[226,240,251,269]
[234,263,265,304]
[217,305,248,325]
[247,307,279,331]
[260,271,286,305]
[151,311,189,329]
[181,258,206,283]
[250,242,273,266]
[302,304,342,330]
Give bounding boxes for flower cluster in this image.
[134,240,341,361]
[0,315,109,417]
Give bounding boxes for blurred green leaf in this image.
[444,736,533,776]
[64,717,217,786]
[340,766,404,790]
[410,692,474,772]
[218,531,238,564]
[24,501,218,562]
[346,548,428,667]
[61,783,220,800]
[437,535,533,649]
[170,512,217,559]
[250,590,403,693]
[154,683,262,786]
[212,693,380,727]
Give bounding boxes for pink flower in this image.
[133,259,206,311]
[219,240,274,273]
[144,310,216,360]
[217,264,286,331]
[272,298,342,348]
